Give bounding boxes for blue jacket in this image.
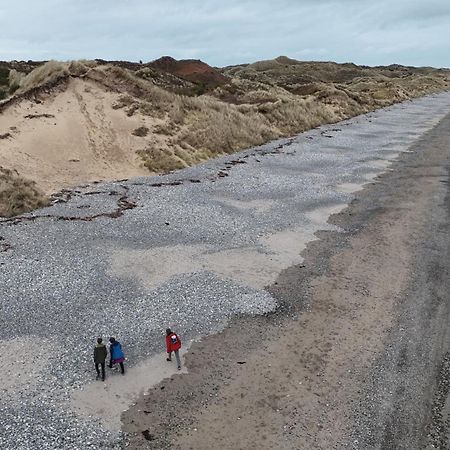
[110,342,124,360]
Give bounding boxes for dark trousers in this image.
[95,362,105,380]
[109,359,125,374]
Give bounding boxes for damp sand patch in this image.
[71,349,189,432]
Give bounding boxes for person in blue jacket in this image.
[108,337,125,374]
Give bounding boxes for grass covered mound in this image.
[0,167,48,217]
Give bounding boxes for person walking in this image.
[166,328,182,370]
[94,337,107,381]
[108,337,125,374]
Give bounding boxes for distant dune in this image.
[0,56,449,216]
[149,56,229,87]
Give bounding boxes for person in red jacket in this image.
[166,328,182,370]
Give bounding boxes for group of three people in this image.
[93,329,182,381]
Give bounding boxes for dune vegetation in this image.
[0,166,47,217]
[0,56,449,216]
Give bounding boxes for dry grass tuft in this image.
[112,95,136,110]
[6,60,97,97]
[137,146,186,173]
[8,69,25,94]
[132,126,149,137]
[15,61,69,94]
[153,123,174,135]
[0,167,48,217]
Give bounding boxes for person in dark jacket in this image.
[166,328,182,370]
[94,337,107,381]
[108,337,125,374]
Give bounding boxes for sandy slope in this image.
[0,77,150,193]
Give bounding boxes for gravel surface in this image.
[1,91,450,449]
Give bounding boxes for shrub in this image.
[15,61,68,94]
[193,82,207,96]
[132,126,149,137]
[0,67,9,86]
[138,147,186,172]
[0,167,48,217]
[153,123,174,135]
[112,95,135,110]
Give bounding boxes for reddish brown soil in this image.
[150,56,229,87]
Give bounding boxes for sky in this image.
[0,0,449,67]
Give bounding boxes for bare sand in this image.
[0,78,151,193]
[336,182,363,193]
[72,349,188,432]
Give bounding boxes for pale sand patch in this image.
[337,183,364,193]
[363,172,381,182]
[201,227,315,289]
[0,337,55,397]
[72,349,189,432]
[369,159,393,170]
[305,203,347,225]
[217,198,275,214]
[339,148,416,194]
[199,247,285,289]
[109,244,208,291]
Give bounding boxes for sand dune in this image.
[0,77,151,194]
[0,57,449,216]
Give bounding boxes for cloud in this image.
[0,0,448,67]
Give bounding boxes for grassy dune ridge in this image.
[0,57,449,216]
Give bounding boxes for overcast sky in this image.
[0,0,448,67]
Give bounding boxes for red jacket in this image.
[166,333,182,352]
